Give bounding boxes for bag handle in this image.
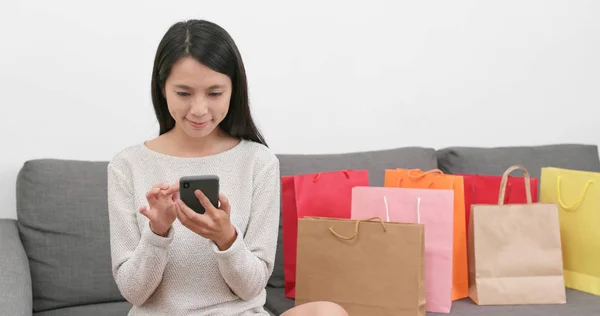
[382,195,422,223]
[313,170,350,182]
[383,195,390,222]
[407,168,444,180]
[556,176,595,211]
[329,217,387,240]
[396,177,435,188]
[498,165,532,205]
[330,195,422,240]
[395,168,442,188]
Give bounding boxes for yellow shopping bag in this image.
[540,167,600,296]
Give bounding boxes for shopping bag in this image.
[384,168,468,300]
[540,167,600,296]
[295,216,426,316]
[351,186,454,313]
[282,170,369,298]
[460,174,539,242]
[281,176,298,298]
[469,165,566,305]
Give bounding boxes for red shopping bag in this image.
[281,176,297,298]
[282,170,369,298]
[460,174,538,241]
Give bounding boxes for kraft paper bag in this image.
[469,165,566,305]
[295,217,426,316]
[384,168,469,300]
[540,167,600,296]
[351,186,454,313]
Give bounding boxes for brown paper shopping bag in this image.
[468,165,566,305]
[295,217,425,316]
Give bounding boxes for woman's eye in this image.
[176,91,190,97]
[209,92,223,97]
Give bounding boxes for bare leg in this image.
[280,301,348,316]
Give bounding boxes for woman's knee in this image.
[313,301,348,315]
[281,301,348,316]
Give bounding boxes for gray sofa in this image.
[2,143,600,316]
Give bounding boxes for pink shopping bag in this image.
[351,186,455,313]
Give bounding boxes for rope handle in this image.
[497,165,531,205]
[329,195,422,240]
[556,176,595,211]
[329,217,387,240]
[396,177,435,188]
[383,195,421,223]
[313,170,350,182]
[407,168,444,180]
[498,165,532,205]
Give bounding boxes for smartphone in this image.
[179,175,219,214]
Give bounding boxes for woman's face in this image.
[163,56,233,139]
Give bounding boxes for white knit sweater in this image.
[106,140,280,316]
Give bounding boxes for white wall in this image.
[1,0,599,219]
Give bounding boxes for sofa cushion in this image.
[16,159,124,312]
[0,219,32,316]
[268,147,438,288]
[266,286,295,315]
[33,301,131,316]
[441,289,600,315]
[263,287,600,315]
[436,144,600,179]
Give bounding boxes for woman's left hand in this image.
[176,190,237,251]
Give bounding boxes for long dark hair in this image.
[150,19,267,146]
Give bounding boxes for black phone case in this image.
[179,175,219,214]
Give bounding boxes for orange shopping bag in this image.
[385,168,468,300]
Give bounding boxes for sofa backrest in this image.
[14,143,600,310]
[436,144,600,178]
[16,159,123,312]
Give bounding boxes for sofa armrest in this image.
[0,219,32,316]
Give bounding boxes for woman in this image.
[107,19,348,316]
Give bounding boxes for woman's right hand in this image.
[139,182,180,236]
